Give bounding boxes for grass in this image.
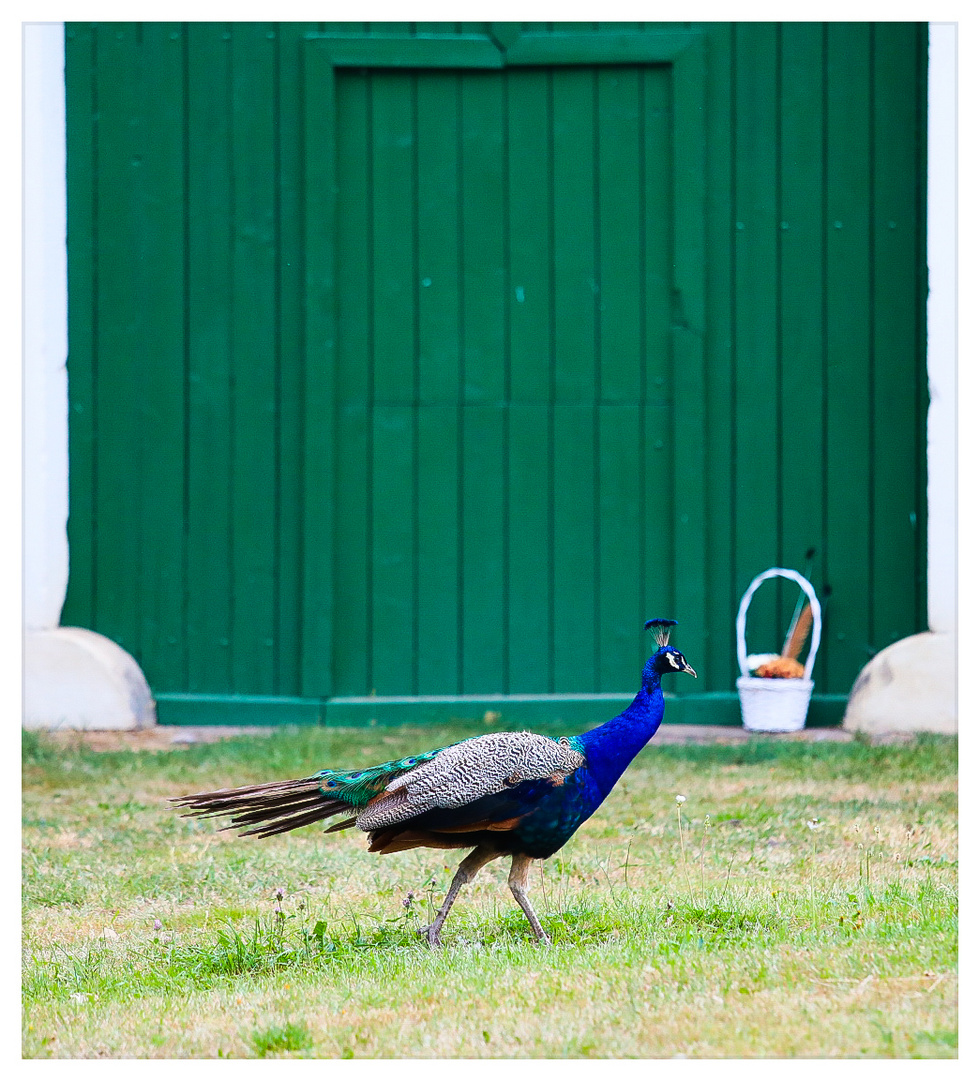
[22,726,957,1058]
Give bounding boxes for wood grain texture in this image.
[62,23,927,717]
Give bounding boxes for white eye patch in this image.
[666,652,681,669]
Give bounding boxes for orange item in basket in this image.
[754,656,806,679]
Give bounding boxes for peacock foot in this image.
[416,923,442,948]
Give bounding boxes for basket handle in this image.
[736,567,822,679]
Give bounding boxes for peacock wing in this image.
[355,731,584,831]
[312,742,458,808]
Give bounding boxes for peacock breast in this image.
[510,766,605,860]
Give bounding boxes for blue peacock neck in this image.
[576,672,665,798]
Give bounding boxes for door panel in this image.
[330,66,675,696]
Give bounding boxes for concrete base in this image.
[843,631,956,736]
[24,627,156,730]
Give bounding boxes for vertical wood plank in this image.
[506,68,553,692]
[93,23,143,658]
[702,24,736,689]
[461,405,505,691]
[670,34,709,685]
[507,405,550,691]
[417,406,460,692]
[332,70,371,694]
[459,70,506,689]
[416,72,461,406]
[368,71,417,688]
[598,406,644,689]
[371,406,416,693]
[63,24,97,631]
[825,22,873,689]
[301,39,338,697]
[643,404,674,627]
[552,68,597,405]
[135,23,187,691]
[335,71,372,409]
[460,71,506,404]
[733,22,780,659]
[415,73,462,692]
[641,67,675,651]
[641,66,672,404]
[186,23,233,693]
[779,22,826,679]
[507,68,552,406]
[552,404,597,691]
[274,22,313,696]
[333,405,370,695]
[871,23,922,652]
[371,71,416,405]
[597,67,642,404]
[230,23,277,693]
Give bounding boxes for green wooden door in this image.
[299,30,709,721]
[62,23,927,726]
[325,65,673,697]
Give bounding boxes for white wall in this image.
[926,23,957,637]
[23,22,68,630]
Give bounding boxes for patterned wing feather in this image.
[356,731,584,831]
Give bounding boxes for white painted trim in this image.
[926,23,957,637]
[23,22,68,630]
[23,23,155,730]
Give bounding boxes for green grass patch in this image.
[23,727,957,1057]
[250,1020,313,1057]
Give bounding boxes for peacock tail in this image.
[171,732,585,841]
[171,743,456,838]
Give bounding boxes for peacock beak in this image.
[682,662,697,678]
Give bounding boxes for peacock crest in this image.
[644,618,678,648]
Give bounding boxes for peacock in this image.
[171,619,696,946]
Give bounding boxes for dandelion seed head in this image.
[675,794,687,805]
[806,818,820,831]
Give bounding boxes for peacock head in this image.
[642,619,697,686]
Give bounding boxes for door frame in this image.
[300,26,708,702]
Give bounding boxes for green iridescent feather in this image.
[311,734,583,807]
[312,744,455,805]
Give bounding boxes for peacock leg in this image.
[418,845,500,948]
[508,853,552,945]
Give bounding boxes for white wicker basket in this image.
[736,567,822,733]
